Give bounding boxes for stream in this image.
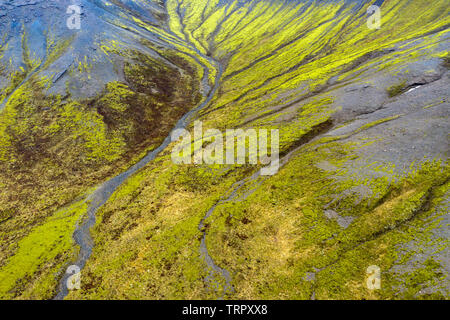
[198,170,264,298]
[54,57,223,300]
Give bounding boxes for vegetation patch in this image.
[387,80,407,97]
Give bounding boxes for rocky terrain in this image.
[0,0,448,299]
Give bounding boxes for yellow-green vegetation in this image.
[441,53,450,69]
[205,150,448,299]
[67,155,257,299]
[66,130,449,299]
[387,80,407,97]
[0,199,88,299]
[192,0,449,130]
[21,29,41,73]
[64,0,449,300]
[0,37,202,298]
[43,34,75,70]
[1,0,449,300]
[0,70,27,105]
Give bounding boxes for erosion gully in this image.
[199,170,265,298]
[54,55,328,298]
[54,55,223,299]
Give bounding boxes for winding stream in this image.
[198,170,263,298]
[54,57,223,300]
[197,137,317,297]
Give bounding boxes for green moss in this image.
[99,82,135,113]
[0,199,88,299]
[21,28,41,72]
[58,0,450,300]
[2,0,449,300]
[43,35,75,70]
[442,53,450,69]
[387,80,407,97]
[0,70,27,105]
[59,101,125,162]
[0,209,12,224]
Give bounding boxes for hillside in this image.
[0,0,449,300]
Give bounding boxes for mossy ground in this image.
[1,0,449,299]
[0,42,202,298]
[0,198,88,299]
[66,134,449,299]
